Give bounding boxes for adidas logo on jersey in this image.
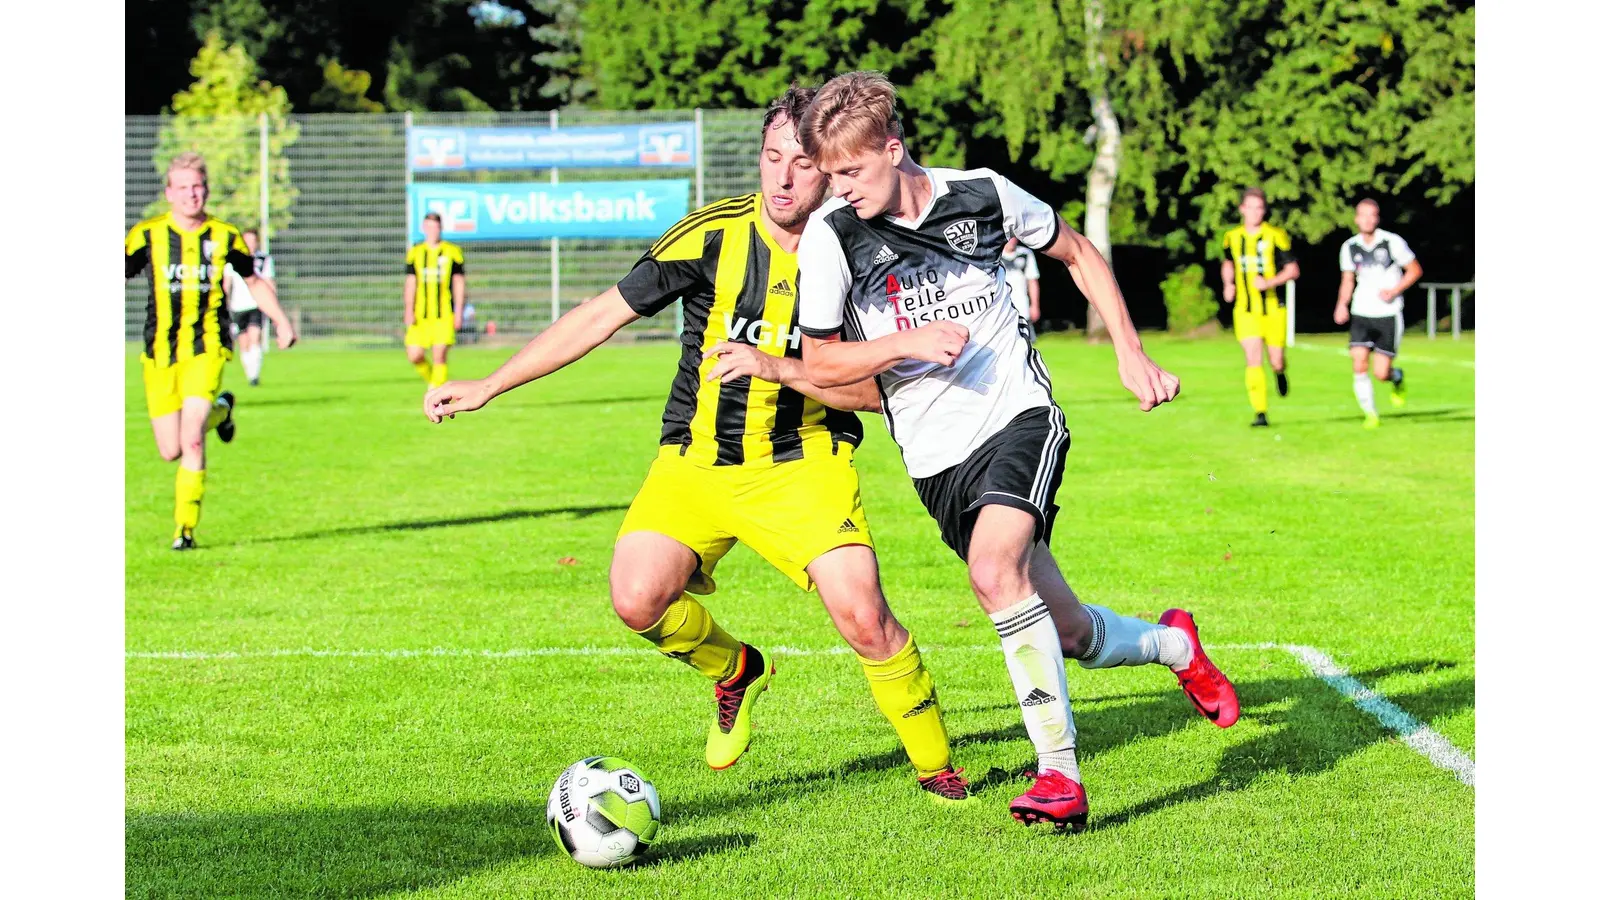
[837,518,860,534]
[1020,688,1057,707]
[872,245,899,265]
[902,696,937,718]
[771,278,794,296]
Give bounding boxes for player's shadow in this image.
[636,831,757,865]
[1274,406,1473,427]
[126,800,551,898]
[670,658,1472,832]
[235,504,630,546]
[236,395,349,408]
[525,394,660,408]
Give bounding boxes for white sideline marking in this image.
[1223,642,1475,787]
[1293,341,1475,368]
[128,641,1474,785]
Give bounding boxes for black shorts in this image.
[1349,314,1401,357]
[912,405,1069,561]
[232,308,264,331]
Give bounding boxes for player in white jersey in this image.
[794,71,1239,831]
[232,229,276,386]
[1333,199,1423,428]
[1000,237,1041,341]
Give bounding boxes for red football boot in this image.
[1160,608,1240,728]
[1009,769,1089,831]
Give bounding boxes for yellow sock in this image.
[174,466,205,532]
[204,396,230,432]
[413,359,433,383]
[429,362,448,388]
[859,635,952,778]
[635,596,743,682]
[1245,366,1268,413]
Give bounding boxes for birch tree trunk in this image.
[1081,0,1120,340]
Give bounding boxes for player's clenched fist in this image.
[424,379,492,423]
[900,321,969,367]
[1117,352,1181,412]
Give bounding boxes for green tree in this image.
[311,58,386,112]
[529,0,593,106]
[150,31,301,238]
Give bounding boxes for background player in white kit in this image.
[794,71,1239,831]
[229,228,276,386]
[1333,199,1423,429]
[1000,237,1041,341]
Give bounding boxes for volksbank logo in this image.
[638,125,693,165]
[413,130,467,168]
[421,194,478,234]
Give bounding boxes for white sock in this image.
[990,594,1078,778]
[242,346,263,381]
[1078,604,1193,671]
[1354,372,1376,416]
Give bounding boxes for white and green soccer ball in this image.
[547,756,662,868]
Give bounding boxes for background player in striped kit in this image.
[418,87,974,803]
[403,213,466,388]
[125,152,298,549]
[1334,198,1423,428]
[1220,188,1299,427]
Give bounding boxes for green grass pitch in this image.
[126,332,1474,898]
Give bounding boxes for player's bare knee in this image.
[158,445,182,462]
[967,555,1027,612]
[609,575,677,631]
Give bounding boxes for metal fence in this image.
[125,110,766,344]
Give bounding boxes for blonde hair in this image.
[799,71,904,166]
[165,152,208,187]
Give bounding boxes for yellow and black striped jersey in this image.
[617,193,862,467]
[125,212,254,367]
[1221,223,1294,315]
[406,241,466,321]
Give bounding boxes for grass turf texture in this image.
[126,333,1475,898]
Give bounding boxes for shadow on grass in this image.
[639,831,757,865]
[231,504,630,546]
[1276,406,1474,428]
[525,394,661,409]
[126,801,549,898]
[668,657,1473,834]
[235,395,350,408]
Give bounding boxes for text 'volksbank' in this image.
[483,190,658,224]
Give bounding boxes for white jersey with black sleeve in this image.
[797,166,1061,478]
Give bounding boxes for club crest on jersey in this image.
[942,219,978,255]
[1375,247,1391,266]
[202,239,218,259]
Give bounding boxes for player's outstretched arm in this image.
[1334,271,1355,325]
[1040,216,1178,411]
[704,341,880,413]
[245,274,298,349]
[800,325,968,388]
[424,286,640,422]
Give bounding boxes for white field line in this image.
[127,641,1473,785]
[1293,340,1475,368]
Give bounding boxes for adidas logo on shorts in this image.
[1020,688,1057,707]
[837,518,860,534]
[872,245,899,265]
[902,696,937,718]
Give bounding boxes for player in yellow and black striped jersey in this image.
[1219,187,1300,427]
[403,212,467,387]
[125,152,298,550]
[418,87,972,803]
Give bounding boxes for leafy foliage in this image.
[1159,264,1219,333]
[149,31,301,237]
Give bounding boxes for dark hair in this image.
[1240,186,1267,205]
[763,83,818,133]
[423,211,443,224]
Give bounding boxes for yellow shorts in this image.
[1234,304,1287,348]
[618,444,873,593]
[141,351,230,419]
[405,318,456,348]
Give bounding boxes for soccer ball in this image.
[546,756,662,868]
